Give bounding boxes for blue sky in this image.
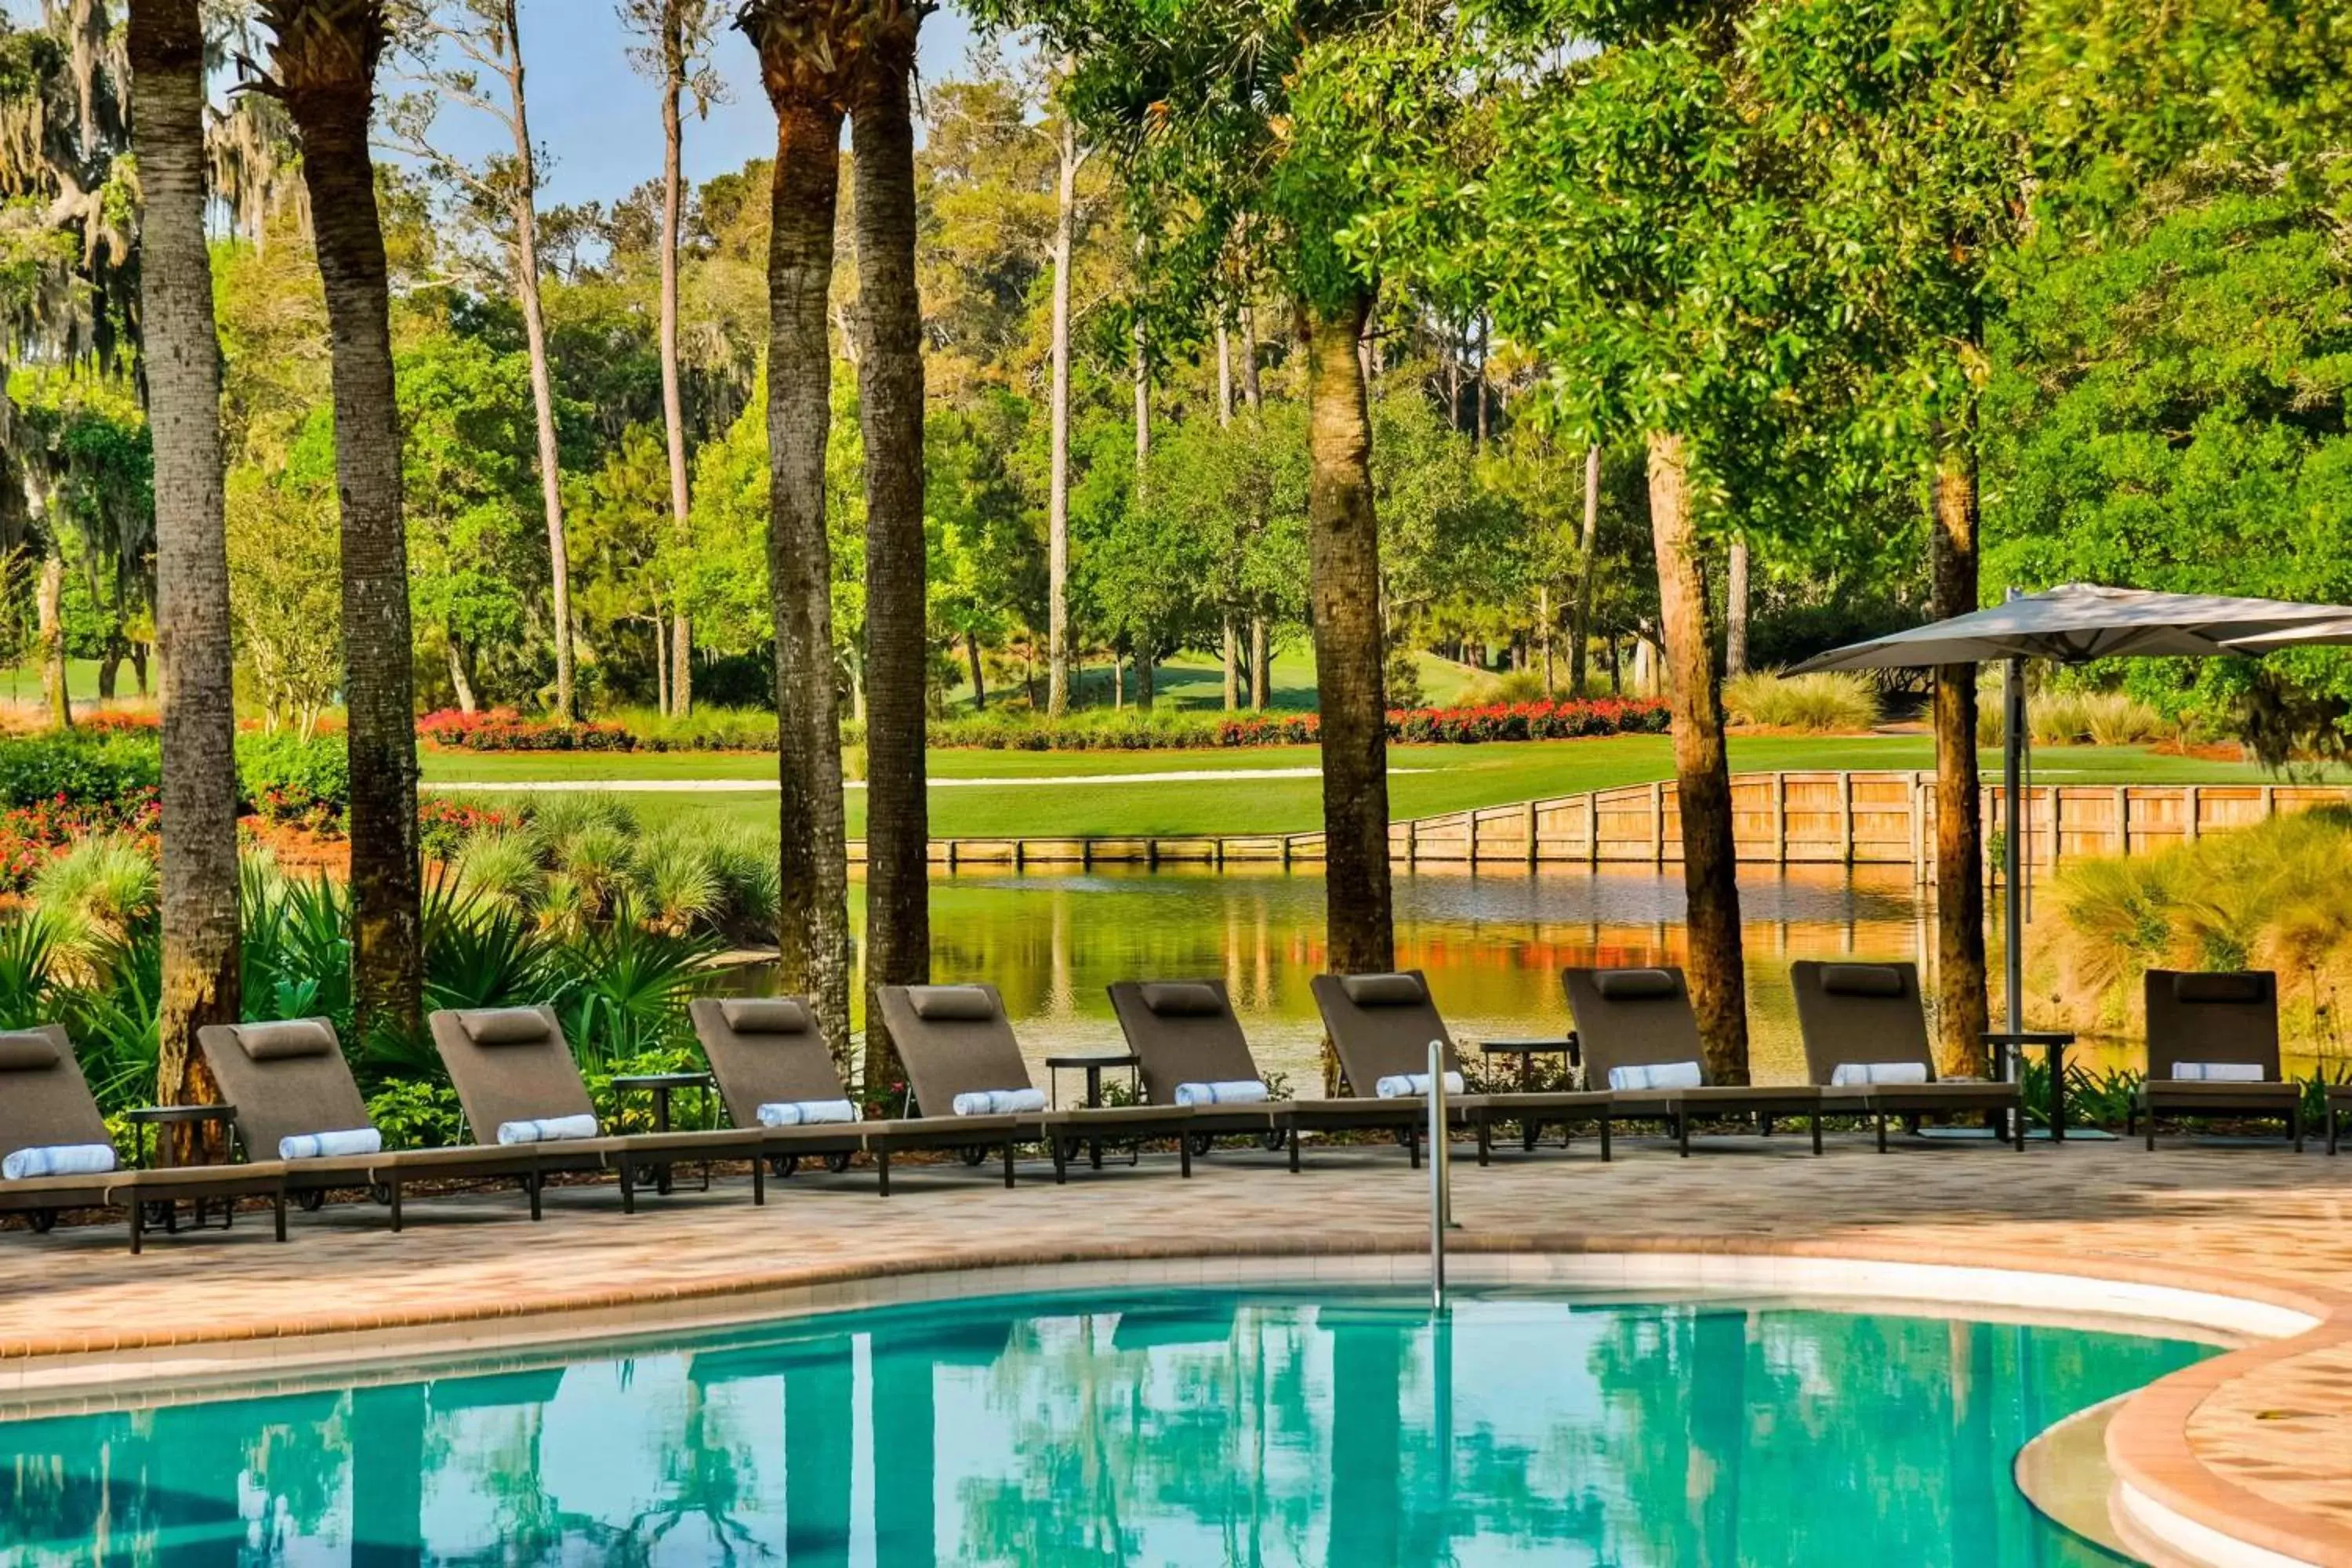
[4,0,989,206]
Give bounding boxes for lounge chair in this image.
[690,995,1026,1195]
[1109,978,1420,1171]
[2132,971,2304,1151]
[198,1015,609,1229]
[1788,961,2024,1151]
[1562,966,1826,1156]
[874,982,1200,1182]
[1,1023,286,1253]
[1309,970,1613,1165]
[428,1004,778,1214]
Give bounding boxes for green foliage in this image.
[235,731,351,826]
[1722,671,1882,733]
[365,1079,468,1150]
[0,731,159,807]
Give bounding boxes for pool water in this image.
[0,1290,2208,1566]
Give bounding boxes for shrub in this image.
[605,704,779,753]
[417,797,521,862]
[0,731,162,808]
[1460,670,1552,707]
[419,708,635,752]
[365,1079,466,1149]
[237,730,350,826]
[0,789,159,893]
[1722,670,1881,732]
[1385,698,1671,744]
[1980,687,2166,748]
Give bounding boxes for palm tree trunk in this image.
[1933,417,1988,1075]
[1250,614,1269,709]
[279,20,425,1049]
[762,98,853,1074]
[36,542,69,729]
[1726,538,1750,677]
[658,29,695,719]
[1045,111,1078,719]
[1570,443,1601,696]
[1303,292,1394,974]
[853,55,930,1096]
[1646,430,1748,1081]
[132,0,239,1118]
[1222,615,1239,710]
[497,5,575,726]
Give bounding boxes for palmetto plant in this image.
[633,826,724,937]
[453,826,546,916]
[0,910,63,1031]
[555,902,715,1069]
[31,834,161,974]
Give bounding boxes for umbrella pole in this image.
[2004,655,2026,1036]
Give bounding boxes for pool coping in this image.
[3,1232,2345,1567]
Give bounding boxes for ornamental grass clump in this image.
[1722,670,1880,732]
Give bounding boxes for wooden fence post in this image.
[1650,782,1666,865]
[1772,771,1788,865]
[1838,771,1855,867]
[1525,800,1540,867]
[2114,785,2129,856]
[2183,786,2200,845]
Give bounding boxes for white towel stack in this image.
[2,1143,117,1182]
[951,1088,1047,1116]
[1174,1080,1271,1106]
[1606,1061,1704,1092]
[1828,1062,1931,1087]
[757,1099,858,1127]
[2169,1062,2265,1082]
[279,1127,384,1161]
[1374,1072,1465,1099]
[495,1114,601,1145]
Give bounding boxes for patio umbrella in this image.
[1792,583,2352,1033]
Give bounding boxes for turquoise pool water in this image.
[0,1290,2208,1566]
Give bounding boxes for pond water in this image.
[0,1289,2208,1565]
[771,866,2060,1091]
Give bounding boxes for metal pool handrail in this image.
[1429,1037,1453,1312]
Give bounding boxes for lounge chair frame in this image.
[1562,967,1827,1156]
[1788,960,2025,1152]
[2132,971,2304,1151]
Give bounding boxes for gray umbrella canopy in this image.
[1790,583,2352,672]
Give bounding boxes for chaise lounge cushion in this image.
[1340,973,1426,1007]
[2173,971,2267,1004]
[236,1020,339,1061]
[1820,964,1906,999]
[909,985,997,1022]
[722,998,811,1035]
[0,1032,61,1073]
[1593,968,1677,1001]
[1140,982,1224,1018]
[459,1008,554,1046]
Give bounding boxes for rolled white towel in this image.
[757,1099,858,1127]
[278,1127,384,1161]
[1607,1061,1704,1092]
[1174,1080,1271,1107]
[2,1142,118,1182]
[1374,1071,1465,1100]
[950,1087,1047,1117]
[1828,1062,1932,1087]
[495,1113,601,1146]
[2170,1062,2265,1083]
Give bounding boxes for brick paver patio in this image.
[2,1134,2347,1563]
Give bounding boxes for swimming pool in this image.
[0,1289,2209,1565]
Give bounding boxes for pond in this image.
[744,866,2056,1093]
[0,1288,2209,1565]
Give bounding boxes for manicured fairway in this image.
[422,734,2324,840]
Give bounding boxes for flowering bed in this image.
[416,697,1671,753]
[0,788,160,893]
[419,709,637,753]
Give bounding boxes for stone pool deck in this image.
[2,1134,2349,1566]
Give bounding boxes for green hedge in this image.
[236,731,350,825]
[0,731,162,808]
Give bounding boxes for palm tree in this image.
[735,0,860,1072]
[620,0,726,719]
[129,0,239,1115]
[848,0,928,1092]
[254,0,424,1047]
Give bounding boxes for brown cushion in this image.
[909,985,996,1022]
[459,1008,553,1046]
[1140,982,1222,1018]
[1340,973,1425,1007]
[237,1020,337,1061]
[1822,964,1905,999]
[721,998,810,1035]
[1594,968,1676,1001]
[0,1031,61,1072]
[2172,971,2267,1004]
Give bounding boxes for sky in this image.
[3,0,992,208]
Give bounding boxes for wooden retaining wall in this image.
[846,773,2352,875]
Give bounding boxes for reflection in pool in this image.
[0,1290,2206,1564]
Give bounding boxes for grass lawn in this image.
[422,733,2326,841]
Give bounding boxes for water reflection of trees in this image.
[0,1295,2209,1566]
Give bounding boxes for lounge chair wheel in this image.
[30,1208,54,1234]
[826,1151,855,1174]
[1262,1129,1288,1152]
[960,1145,989,1167]
[771,1155,797,1178]
[1058,1136,1086,1166]
[369,1183,394,1207]
[299,1189,326,1213]
[1188,1133,1215,1158]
